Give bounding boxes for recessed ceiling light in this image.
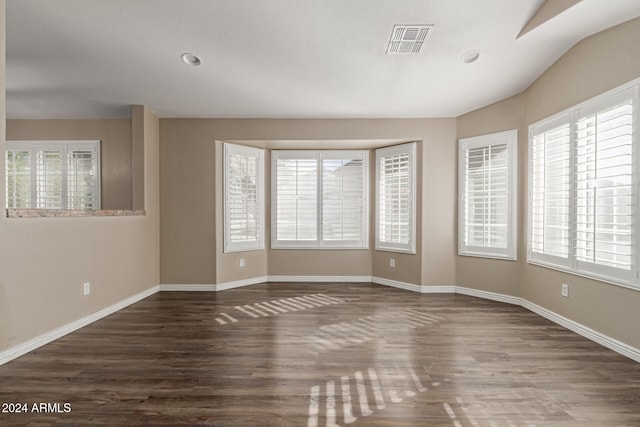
[181,53,201,66]
[461,50,480,64]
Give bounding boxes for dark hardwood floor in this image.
[1,282,639,426]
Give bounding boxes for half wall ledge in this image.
[6,209,146,218]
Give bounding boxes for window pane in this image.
[272,151,368,248]
[224,144,264,252]
[464,144,508,248]
[322,157,365,242]
[68,150,97,209]
[379,152,410,244]
[36,150,63,209]
[6,150,32,208]
[530,123,571,258]
[575,100,633,270]
[275,158,318,241]
[376,143,415,253]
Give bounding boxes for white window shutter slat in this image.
[459,130,517,260]
[272,150,369,249]
[376,143,416,253]
[224,143,265,253]
[528,81,638,288]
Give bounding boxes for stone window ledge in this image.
[6,209,146,218]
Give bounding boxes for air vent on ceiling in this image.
[386,25,434,55]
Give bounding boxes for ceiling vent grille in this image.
[386,25,434,54]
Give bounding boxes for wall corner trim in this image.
[0,285,160,366]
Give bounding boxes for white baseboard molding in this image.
[0,285,160,366]
[455,286,640,364]
[372,277,456,294]
[268,275,371,283]
[216,276,268,291]
[159,284,216,291]
[456,286,522,306]
[520,299,640,364]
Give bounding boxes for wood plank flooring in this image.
[1,282,639,426]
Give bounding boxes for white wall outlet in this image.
[561,283,569,298]
[390,258,396,268]
[83,282,91,296]
[239,258,245,268]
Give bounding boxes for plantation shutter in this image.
[5,150,32,208]
[272,150,369,249]
[274,153,318,245]
[575,97,634,277]
[6,141,100,210]
[459,130,517,259]
[530,120,572,263]
[321,152,368,247]
[36,146,64,209]
[376,143,416,253]
[465,144,507,247]
[67,144,99,209]
[224,143,264,252]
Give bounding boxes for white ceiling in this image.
[6,0,640,119]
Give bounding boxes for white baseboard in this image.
[0,285,159,366]
[371,276,455,294]
[268,275,371,283]
[520,299,640,364]
[456,286,522,305]
[159,284,216,291]
[455,286,640,364]
[216,276,268,291]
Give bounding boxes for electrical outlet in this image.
[390,258,395,268]
[561,283,569,298]
[83,282,91,296]
[239,258,245,268]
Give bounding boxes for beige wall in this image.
[7,119,133,210]
[456,17,640,349]
[521,17,640,349]
[160,119,458,287]
[456,94,525,296]
[0,89,160,358]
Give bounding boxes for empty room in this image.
[2,0,640,425]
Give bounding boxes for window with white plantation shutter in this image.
[575,96,634,282]
[529,119,572,264]
[322,154,368,247]
[5,141,100,210]
[459,130,517,260]
[272,150,368,249]
[224,143,265,253]
[5,150,32,208]
[376,142,416,254]
[528,81,639,288]
[67,145,99,209]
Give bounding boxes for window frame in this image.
[375,142,417,254]
[458,130,518,260]
[223,143,265,253]
[5,140,101,210]
[527,80,640,289]
[271,149,369,250]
